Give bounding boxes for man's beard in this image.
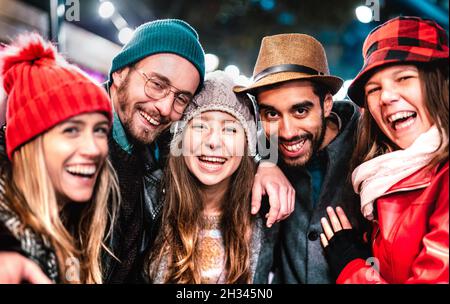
[116,79,164,146]
[280,113,326,168]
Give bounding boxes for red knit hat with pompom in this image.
[1,33,112,160]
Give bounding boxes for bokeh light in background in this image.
[118,27,134,45]
[5,0,447,85]
[224,65,240,79]
[277,12,296,26]
[57,4,65,17]
[236,75,252,87]
[355,5,374,23]
[205,53,220,73]
[259,0,276,11]
[98,1,115,19]
[333,80,353,101]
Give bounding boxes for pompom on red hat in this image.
[348,16,449,107]
[1,33,113,160]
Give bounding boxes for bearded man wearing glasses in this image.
[0,19,295,284]
[103,19,295,283]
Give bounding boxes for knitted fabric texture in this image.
[109,19,205,88]
[1,33,112,159]
[172,70,257,156]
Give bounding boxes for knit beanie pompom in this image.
[1,33,58,93]
[1,33,113,160]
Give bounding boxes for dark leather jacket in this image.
[102,120,165,283]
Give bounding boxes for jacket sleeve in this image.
[336,167,449,284]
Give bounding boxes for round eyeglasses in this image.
[135,69,197,115]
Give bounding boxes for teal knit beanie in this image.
[109,19,205,89]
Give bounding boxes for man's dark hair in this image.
[310,81,331,108]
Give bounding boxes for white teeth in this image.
[282,140,305,152]
[200,162,222,170]
[139,111,160,126]
[387,111,415,123]
[386,111,416,130]
[65,165,96,176]
[198,156,226,164]
[395,116,416,130]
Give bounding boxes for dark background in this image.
[20,0,449,80]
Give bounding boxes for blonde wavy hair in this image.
[4,136,119,283]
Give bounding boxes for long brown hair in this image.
[149,142,257,283]
[351,61,449,172]
[2,136,119,283]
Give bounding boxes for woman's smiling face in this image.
[365,64,433,149]
[182,111,246,188]
[43,112,110,204]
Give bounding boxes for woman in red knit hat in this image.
[0,33,119,283]
[320,16,449,283]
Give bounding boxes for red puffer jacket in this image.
[337,161,449,284]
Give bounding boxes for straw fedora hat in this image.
[234,33,343,95]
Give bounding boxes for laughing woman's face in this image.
[182,111,245,189]
[43,112,110,204]
[364,64,433,149]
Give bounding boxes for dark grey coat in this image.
[258,101,368,284]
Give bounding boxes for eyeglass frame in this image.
[132,67,198,115]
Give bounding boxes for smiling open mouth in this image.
[387,111,417,130]
[65,164,96,178]
[197,156,227,169]
[139,110,161,127]
[281,138,307,153]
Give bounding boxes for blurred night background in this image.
[0,0,449,100]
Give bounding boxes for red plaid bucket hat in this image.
[348,16,449,107]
